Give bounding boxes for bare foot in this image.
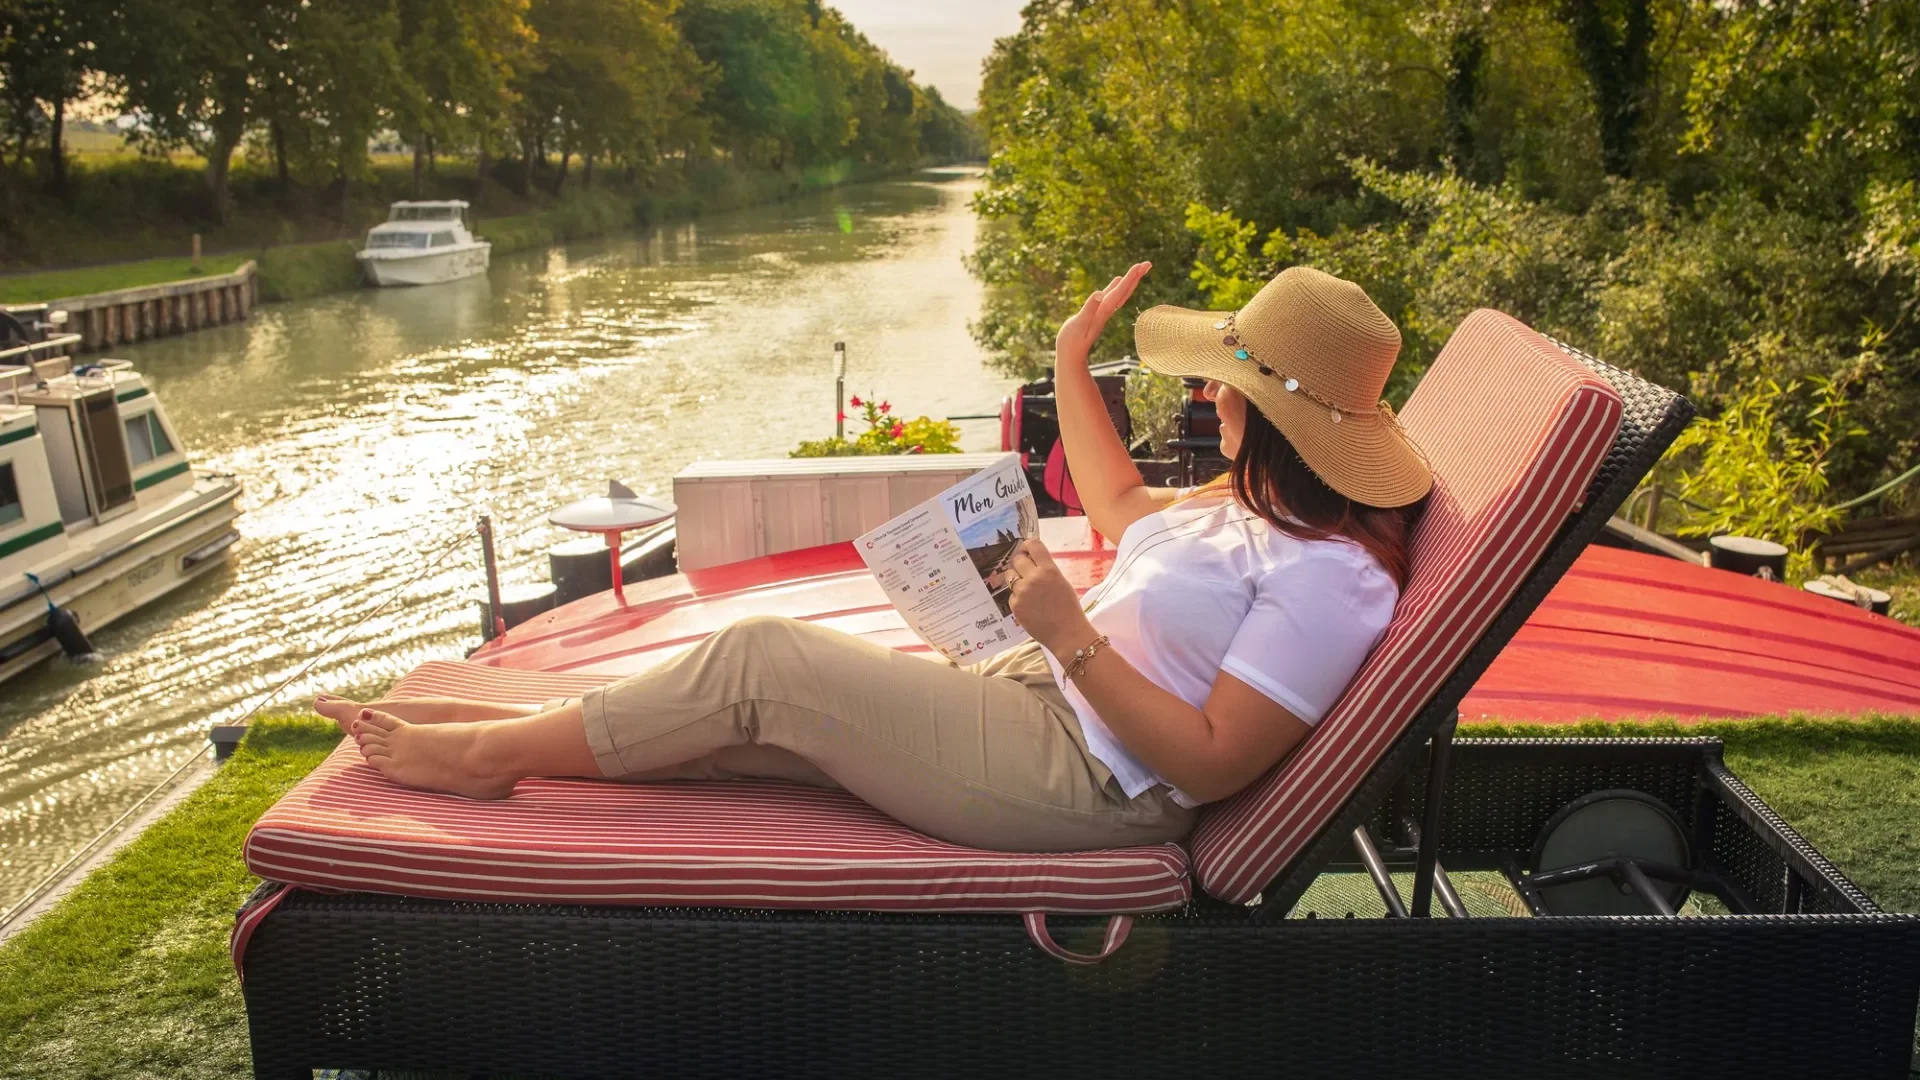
[352,709,518,800]
[314,694,364,735]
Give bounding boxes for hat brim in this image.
[1135,304,1433,509]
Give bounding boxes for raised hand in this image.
[1055,261,1152,366]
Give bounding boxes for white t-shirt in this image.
[1042,494,1399,808]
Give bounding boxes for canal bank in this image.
[0,168,1011,912]
[0,159,976,315]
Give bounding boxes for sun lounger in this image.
[232,311,1920,1078]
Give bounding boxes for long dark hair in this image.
[1199,405,1425,588]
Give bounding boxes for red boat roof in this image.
[475,518,1920,723]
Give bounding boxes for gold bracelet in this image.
[1062,634,1111,681]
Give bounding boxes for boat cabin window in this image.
[368,232,432,250]
[390,205,459,222]
[430,231,455,247]
[0,463,21,527]
[124,411,174,467]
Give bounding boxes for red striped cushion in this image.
[1188,310,1624,904]
[244,662,1190,914]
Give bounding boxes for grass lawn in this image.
[0,254,253,305]
[0,713,1915,1078]
[1856,557,1920,629]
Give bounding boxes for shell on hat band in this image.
[1220,311,1351,423]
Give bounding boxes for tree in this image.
[392,0,533,198]
[1560,0,1654,177]
[677,0,819,167]
[277,0,406,214]
[99,0,300,222]
[0,0,94,196]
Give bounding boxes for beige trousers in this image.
[574,614,1193,852]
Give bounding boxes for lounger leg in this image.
[1409,711,1458,918]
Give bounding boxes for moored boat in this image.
[356,200,491,287]
[0,324,242,685]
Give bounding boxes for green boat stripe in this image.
[133,460,190,491]
[0,426,35,448]
[116,387,150,404]
[0,520,64,559]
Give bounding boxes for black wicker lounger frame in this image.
[237,347,1920,1078]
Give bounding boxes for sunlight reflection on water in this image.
[0,170,1009,908]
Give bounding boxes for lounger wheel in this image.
[1528,789,1691,916]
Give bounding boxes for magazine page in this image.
[855,453,1041,663]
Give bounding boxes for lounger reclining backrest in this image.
[1189,309,1657,906]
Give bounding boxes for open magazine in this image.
[855,453,1041,663]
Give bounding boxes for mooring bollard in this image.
[1707,535,1789,582]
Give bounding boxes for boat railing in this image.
[0,365,32,403]
[0,332,82,368]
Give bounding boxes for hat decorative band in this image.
[1215,312,1353,425]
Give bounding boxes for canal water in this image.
[0,169,1012,911]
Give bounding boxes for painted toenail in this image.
[360,709,372,720]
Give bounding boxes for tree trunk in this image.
[412,134,426,197]
[271,118,291,191]
[553,145,569,195]
[426,134,436,175]
[1561,0,1652,178]
[581,151,593,189]
[46,96,67,198]
[1444,23,1487,178]
[475,140,491,207]
[206,123,242,225]
[519,134,535,196]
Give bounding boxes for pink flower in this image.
[836,411,847,422]
[849,395,863,407]
[890,421,904,438]
[909,444,925,453]
[879,401,891,414]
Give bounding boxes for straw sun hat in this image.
[1134,265,1432,508]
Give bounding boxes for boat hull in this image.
[0,476,243,685]
[357,243,491,287]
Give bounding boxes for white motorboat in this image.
[0,321,242,685]
[356,200,491,287]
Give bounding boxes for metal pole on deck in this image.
[479,514,507,640]
[834,340,847,439]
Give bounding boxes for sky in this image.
[828,0,1030,111]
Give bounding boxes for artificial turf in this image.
[0,717,339,1080]
[0,713,1915,1078]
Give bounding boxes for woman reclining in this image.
[317,262,1430,853]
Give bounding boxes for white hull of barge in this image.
[0,475,241,686]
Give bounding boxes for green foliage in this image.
[1658,375,1861,583]
[971,0,1920,503]
[255,239,362,303]
[0,0,977,252]
[0,716,341,1079]
[790,394,961,457]
[1123,368,1187,458]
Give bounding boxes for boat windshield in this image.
[367,232,433,249]
[389,206,459,222]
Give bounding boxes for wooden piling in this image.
[32,260,258,352]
